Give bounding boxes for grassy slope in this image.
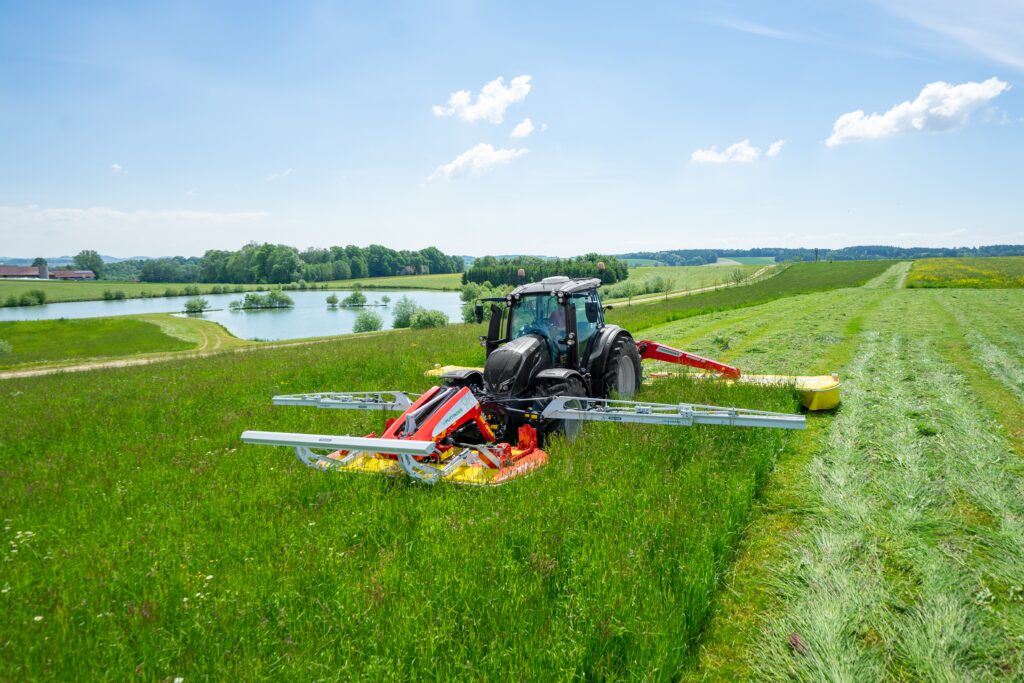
[616,264,759,293]
[723,256,776,265]
[0,317,195,368]
[675,268,1024,679]
[0,320,801,679]
[607,260,891,332]
[906,256,1024,288]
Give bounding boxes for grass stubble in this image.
[689,277,1024,680]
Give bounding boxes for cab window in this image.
[572,291,601,348]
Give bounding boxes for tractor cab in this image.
[479,276,604,368]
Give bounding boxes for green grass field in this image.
[0,317,195,368]
[607,260,891,331]
[0,272,462,308]
[905,256,1024,288]
[0,319,799,679]
[4,259,1024,679]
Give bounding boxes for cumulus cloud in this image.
[510,117,535,138]
[432,75,532,124]
[766,140,785,157]
[691,139,761,164]
[110,163,123,173]
[826,77,1009,146]
[428,143,528,181]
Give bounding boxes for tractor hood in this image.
[484,334,551,398]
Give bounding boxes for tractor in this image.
[242,276,808,486]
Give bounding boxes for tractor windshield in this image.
[509,294,566,357]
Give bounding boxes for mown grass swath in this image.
[0,319,799,679]
[906,256,1024,288]
[607,260,892,331]
[0,317,193,368]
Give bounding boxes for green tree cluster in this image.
[464,254,628,286]
[353,310,383,333]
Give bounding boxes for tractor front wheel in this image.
[603,336,642,398]
[535,375,587,445]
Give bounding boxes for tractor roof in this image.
[511,276,602,297]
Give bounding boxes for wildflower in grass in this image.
[33,615,43,622]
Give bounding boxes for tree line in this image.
[70,244,464,284]
[462,254,628,286]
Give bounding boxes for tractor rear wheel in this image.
[603,336,642,398]
[534,375,587,444]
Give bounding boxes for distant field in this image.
[0,280,264,306]
[0,317,194,368]
[607,260,891,331]
[603,264,761,301]
[905,257,1024,288]
[326,272,462,290]
[0,272,463,307]
[721,256,776,265]
[622,258,667,267]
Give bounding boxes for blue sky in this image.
[1,1,1022,257]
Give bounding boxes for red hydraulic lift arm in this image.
[635,340,741,379]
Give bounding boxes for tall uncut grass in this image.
[0,322,800,679]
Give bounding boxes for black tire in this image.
[534,375,588,445]
[602,335,642,398]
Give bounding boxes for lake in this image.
[0,289,464,341]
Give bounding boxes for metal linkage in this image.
[541,396,805,430]
[270,391,417,411]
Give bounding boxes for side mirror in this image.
[585,301,600,323]
[604,304,614,311]
[474,303,484,324]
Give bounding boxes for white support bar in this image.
[270,391,416,411]
[241,430,437,456]
[541,397,805,430]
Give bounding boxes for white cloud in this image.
[540,123,548,132]
[428,143,528,181]
[510,117,535,138]
[826,77,1009,146]
[432,75,532,124]
[766,140,785,157]
[110,163,123,173]
[691,139,761,164]
[265,168,293,182]
[185,188,197,197]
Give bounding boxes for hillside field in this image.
[2,259,1023,679]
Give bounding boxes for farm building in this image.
[0,265,95,280]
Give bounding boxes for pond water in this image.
[0,290,464,341]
